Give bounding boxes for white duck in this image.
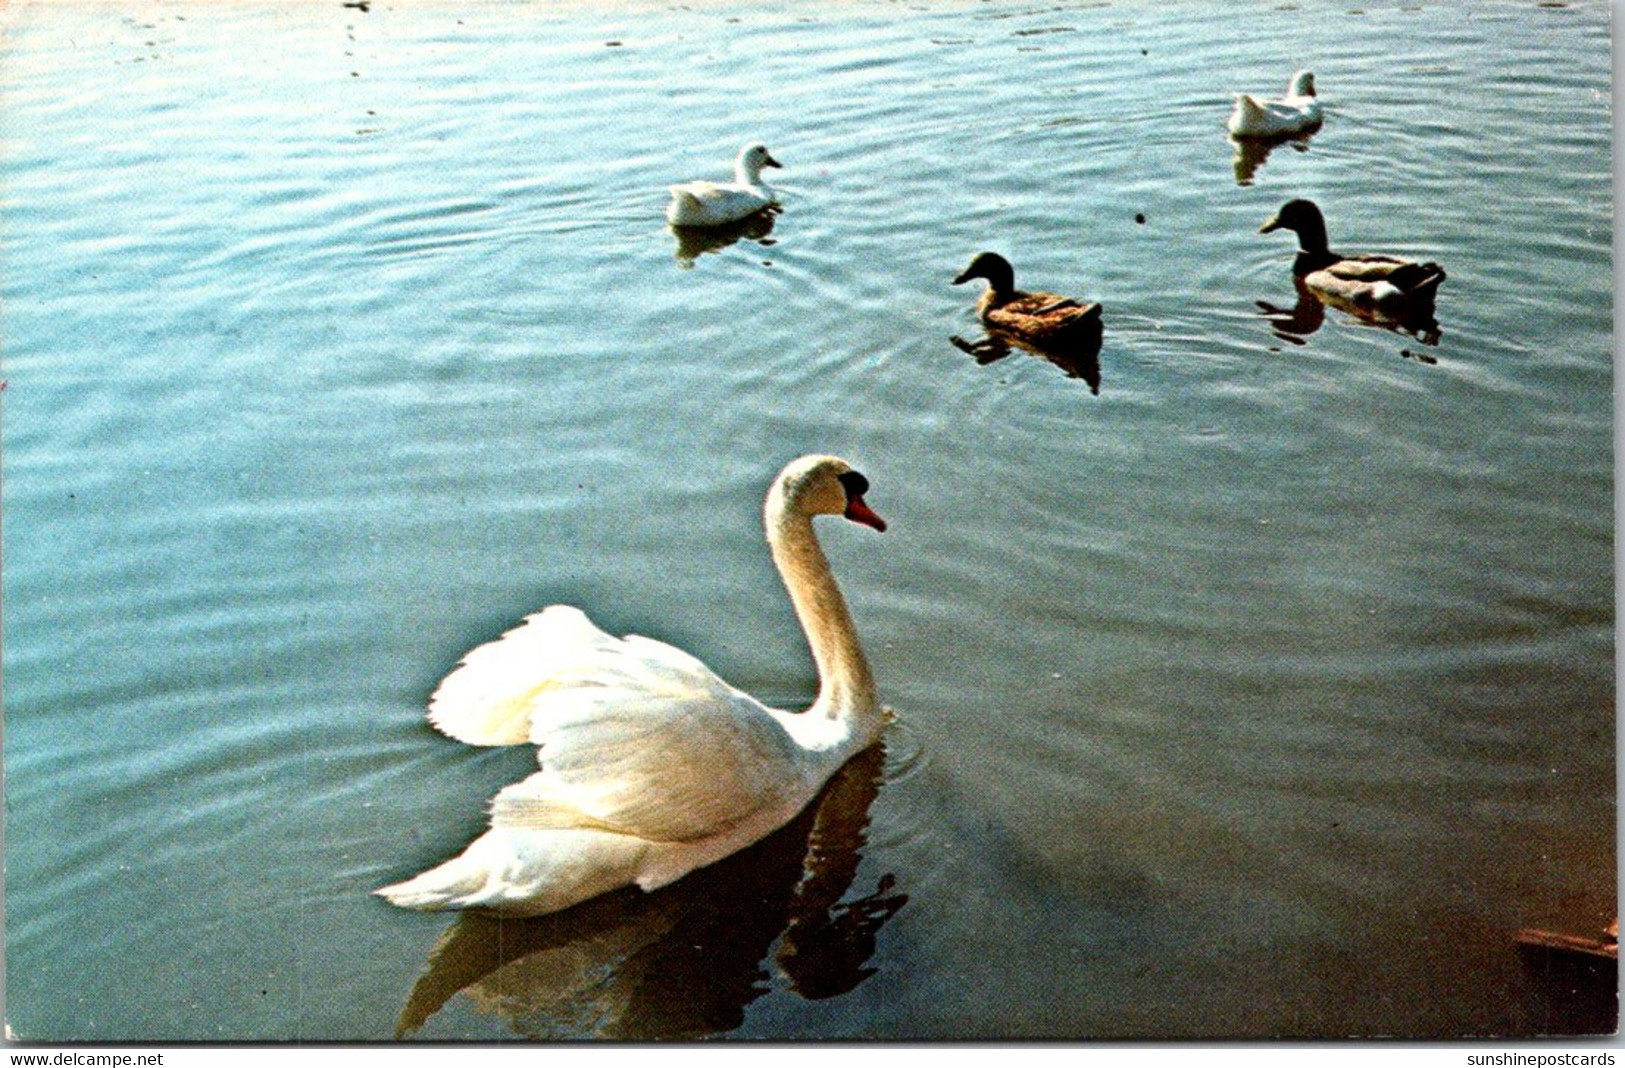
[665,142,781,227]
[377,455,889,917]
[1227,70,1323,138]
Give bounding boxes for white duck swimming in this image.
[665,142,781,227]
[377,455,889,917]
[1227,70,1323,138]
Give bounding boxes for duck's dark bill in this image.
[843,495,887,532]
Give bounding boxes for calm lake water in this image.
[2,0,1613,1042]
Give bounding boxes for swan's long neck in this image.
[767,509,880,730]
[735,158,766,186]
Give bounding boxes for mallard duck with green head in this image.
[1260,199,1446,320]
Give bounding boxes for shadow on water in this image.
[1516,932,1619,1036]
[950,323,1104,394]
[669,208,780,269]
[1257,275,1442,350]
[394,742,903,1040]
[1230,127,1320,186]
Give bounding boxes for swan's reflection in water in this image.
[395,742,902,1040]
[669,208,779,268]
[951,324,1104,394]
[1257,275,1442,348]
[1230,128,1319,186]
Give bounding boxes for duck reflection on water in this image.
[1257,274,1442,348]
[1230,128,1319,186]
[950,325,1104,394]
[394,742,902,1040]
[669,207,779,268]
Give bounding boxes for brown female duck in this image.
[952,252,1102,344]
[1260,199,1446,320]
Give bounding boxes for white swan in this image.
[1227,70,1323,138]
[377,455,889,917]
[665,142,781,227]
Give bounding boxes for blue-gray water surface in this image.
[2,0,1613,1041]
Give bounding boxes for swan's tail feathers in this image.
[375,824,651,916]
[375,851,496,912]
[427,606,621,747]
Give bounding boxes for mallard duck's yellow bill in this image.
[1260,214,1284,233]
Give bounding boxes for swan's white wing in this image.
[429,605,638,745]
[490,680,806,844]
[431,606,810,843]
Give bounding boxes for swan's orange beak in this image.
[844,495,887,532]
